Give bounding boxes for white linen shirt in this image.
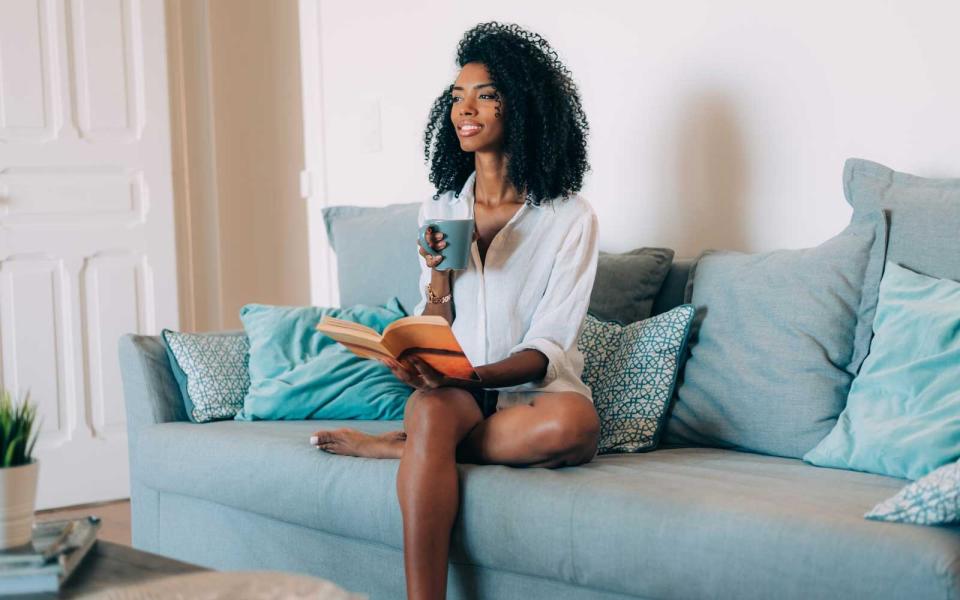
[412,171,600,403]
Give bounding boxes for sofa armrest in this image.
[119,334,189,439]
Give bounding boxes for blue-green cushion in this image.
[665,210,888,458]
[867,460,960,525]
[235,297,413,421]
[845,158,960,282]
[161,330,249,423]
[322,203,422,314]
[804,262,960,480]
[579,305,695,453]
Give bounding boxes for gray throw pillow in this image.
[844,158,960,282]
[664,209,888,458]
[588,248,674,324]
[322,203,422,314]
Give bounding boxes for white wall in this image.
[308,0,960,269]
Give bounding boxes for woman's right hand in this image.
[382,357,426,389]
[418,226,446,270]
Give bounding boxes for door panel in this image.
[0,0,177,509]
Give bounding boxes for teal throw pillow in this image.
[866,460,960,526]
[664,210,888,459]
[235,297,413,421]
[161,330,249,423]
[578,305,695,453]
[804,262,960,480]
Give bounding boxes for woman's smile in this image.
[457,120,484,137]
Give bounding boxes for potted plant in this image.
[0,389,39,549]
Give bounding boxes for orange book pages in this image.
[381,314,449,336]
[380,318,477,379]
[341,342,395,363]
[380,319,468,357]
[315,321,390,356]
[318,316,378,334]
[398,348,479,381]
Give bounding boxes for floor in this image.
[36,499,132,546]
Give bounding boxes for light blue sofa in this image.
[119,252,960,600]
[120,263,960,600]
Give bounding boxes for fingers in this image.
[384,358,423,388]
[416,244,445,268]
[420,227,446,251]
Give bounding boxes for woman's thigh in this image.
[459,391,599,467]
[403,387,485,444]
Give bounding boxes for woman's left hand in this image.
[405,356,478,390]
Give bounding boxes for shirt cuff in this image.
[508,338,564,387]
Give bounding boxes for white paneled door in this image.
[0,0,178,509]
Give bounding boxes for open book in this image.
[316,315,480,381]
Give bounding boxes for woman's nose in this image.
[459,98,476,115]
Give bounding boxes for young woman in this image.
[312,22,600,600]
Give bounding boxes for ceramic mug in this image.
[418,218,474,271]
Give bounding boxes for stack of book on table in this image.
[0,516,101,596]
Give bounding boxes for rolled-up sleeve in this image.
[507,209,599,387]
[412,202,431,316]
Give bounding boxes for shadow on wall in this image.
[668,90,750,255]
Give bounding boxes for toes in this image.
[311,431,335,445]
[318,442,339,454]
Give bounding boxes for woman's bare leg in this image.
[398,387,483,600]
[312,391,599,466]
[458,392,600,467]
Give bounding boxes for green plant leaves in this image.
[0,389,37,468]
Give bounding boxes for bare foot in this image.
[309,429,406,459]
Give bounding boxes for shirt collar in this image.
[458,171,477,202]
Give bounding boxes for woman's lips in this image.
[458,124,483,137]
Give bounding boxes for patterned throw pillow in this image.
[578,305,695,453]
[161,330,250,423]
[866,461,960,525]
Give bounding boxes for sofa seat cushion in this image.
[137,421,960,599]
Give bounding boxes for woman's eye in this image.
[451,97,461,103]
[481,94,499,100]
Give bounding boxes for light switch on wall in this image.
[359,96,382,154]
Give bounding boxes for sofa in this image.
[120,161,960,599]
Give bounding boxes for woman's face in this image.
[450,62,505,153]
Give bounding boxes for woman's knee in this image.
[537,398,600,465]
[404,388,481,438]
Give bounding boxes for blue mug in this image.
[418,218,474,271]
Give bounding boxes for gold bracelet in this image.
[426,282,452,304]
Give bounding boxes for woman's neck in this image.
[473,151,522,207]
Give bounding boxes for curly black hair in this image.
[423,22,589,205]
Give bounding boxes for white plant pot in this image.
[0,461,39,549]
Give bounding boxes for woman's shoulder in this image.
[420,188,472,221]
[538,192,597,228]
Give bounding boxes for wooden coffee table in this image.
[14,540,360,599]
